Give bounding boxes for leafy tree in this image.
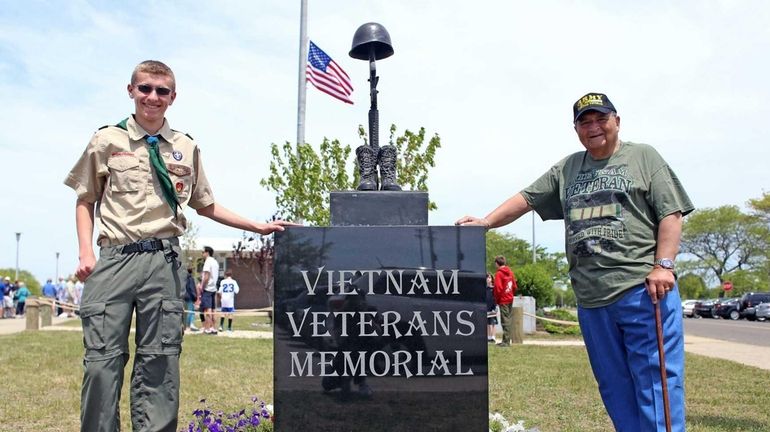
[561,286,577,307]
[513,263,555,307]
[485,231,568,305]
[261,138,352,226]
[721,268,768,296]
[180,220,201,273]
[677,273,706,299]
[261,125,441,226]
[748,192,770,224]
[680,205,770,284]
[0,268,40,296]
[485,231,532,273]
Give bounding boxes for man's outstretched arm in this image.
[456,193,533,229]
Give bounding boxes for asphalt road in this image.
[683,316,770,347]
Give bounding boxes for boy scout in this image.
[65,60,294,432]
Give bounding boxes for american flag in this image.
[306,41,354,104]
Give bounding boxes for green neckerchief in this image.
[145,135,181,217]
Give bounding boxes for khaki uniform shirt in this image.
[65,116,215,246]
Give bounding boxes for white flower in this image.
[504,420,526,432]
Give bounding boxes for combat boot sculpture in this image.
[356,145,379,191]
[377,145,401,191]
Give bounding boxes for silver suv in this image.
[755,302,770,322]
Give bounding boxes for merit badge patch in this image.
[172,150,183,161]
[175,181,184,193]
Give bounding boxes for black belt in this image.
[121,239,165,254]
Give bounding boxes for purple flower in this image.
[193,409,203,417]
[250,413,261,426]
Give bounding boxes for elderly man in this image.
[457,93,693,431]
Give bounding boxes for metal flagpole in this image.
[296,0,308,147]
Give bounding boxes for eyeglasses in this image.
[136,84,173,96]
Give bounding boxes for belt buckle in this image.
[138,239,155,252]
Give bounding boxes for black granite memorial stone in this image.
[274,226,487,432]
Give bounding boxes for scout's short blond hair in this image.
[131,60,176,89]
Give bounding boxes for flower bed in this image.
[181,400,538,432]
[182,397,273,432]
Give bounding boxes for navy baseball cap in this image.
[573,93,616,122]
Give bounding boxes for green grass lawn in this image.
[2,330,769,431]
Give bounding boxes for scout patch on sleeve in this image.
[176,181,185,193]
[166,163,191,176]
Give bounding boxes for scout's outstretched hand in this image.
[455,216,491,229]
[256,220,301,235]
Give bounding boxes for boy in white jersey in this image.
[217,269,240,332]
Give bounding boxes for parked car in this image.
[713,298,741,320]
[681,300,698,318]
[755,302,770,322]
[739,292,770,320]
[693,299,719,318]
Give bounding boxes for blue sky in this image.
[1,0,769,283]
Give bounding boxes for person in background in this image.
[217,269,240,332]
[486,273,498,343]
[183,268,198,332]
[42,278,58,314]
[15,282,31,317]
[493,256,518,347]
[56,277,68,317]
[2,276,14,318]
[65,276,77,317]
[199,246,219,335]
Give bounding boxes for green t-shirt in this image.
[521,141,694,308]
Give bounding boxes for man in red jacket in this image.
[494,255,518,346]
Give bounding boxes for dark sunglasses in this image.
[136,84,173,96]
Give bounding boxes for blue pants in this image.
[578,284,685,432]
[185,300,195,328]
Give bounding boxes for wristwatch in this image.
[654,258,675,270]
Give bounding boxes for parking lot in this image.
[684,317,770,347]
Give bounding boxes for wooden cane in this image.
[654,301,673,432]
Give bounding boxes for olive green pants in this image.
[80,239,185,432]
[499,303,513,345]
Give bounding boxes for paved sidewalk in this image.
[683,334,770,371]
[0,315,77,335]
[3,318,769,371]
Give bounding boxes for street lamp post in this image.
[15,232,21,281]
[56,252,60,282]
[531,211,537,263]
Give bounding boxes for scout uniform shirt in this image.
[65,115,215,246]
